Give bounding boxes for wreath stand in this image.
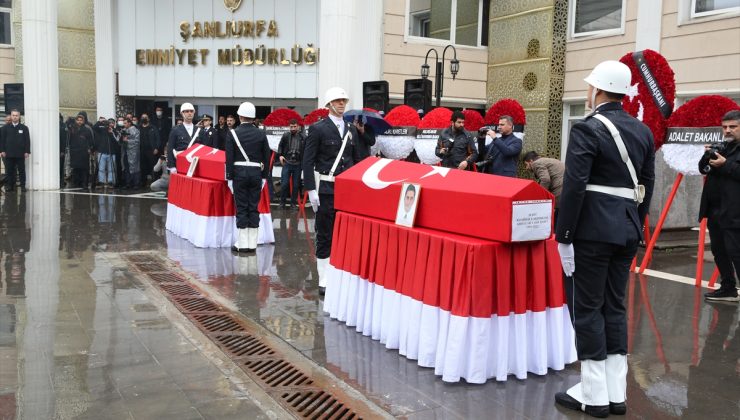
[635,173,718,288]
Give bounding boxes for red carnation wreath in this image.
[462,109,485,132]
[385,105,421,127]
[662,95,740,175]
[484,99,526,126]
[303,108,329,126]
[263,108,303,127]
[373,105,419,160]
[419,107,452,129]
[619,49,675,150]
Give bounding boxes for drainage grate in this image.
[134,262,168,272]
[214,333,276,358]
[193,314,244,333]
[148,272,187,283]
[244,359,314,388]
[160,284,200,296]
[281,389,356,420]
[126,255,161,264]
[174,297,221,313]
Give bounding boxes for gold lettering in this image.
[218,49,232,65]
[216,21,227,38]
[279,48,290,65]
[267,48,278,65]
[193,22,203,39]
[305,43,316,65]
[199,49,209,65]
[268,20,278,37]
[157,49,170,65]
[176,49,186,65]
[225,21,236,37]
[243,49,254,65]
[204,21,215,38]
[291,44,303,64]
[255,44,265,65]
[146,49,159,65]
[169,46,175,64]
[256,20,266,37]
[136,49,146,65]
[232,45,243,65]
[188,49,197,65]
[245,21,254,37]
[179,21,190,42]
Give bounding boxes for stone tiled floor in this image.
[1,190,738,419]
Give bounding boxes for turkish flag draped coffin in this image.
[175,144,227,181]
[334,157,554,242]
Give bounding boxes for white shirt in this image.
[183,123,194,136]
[329,114,345,137]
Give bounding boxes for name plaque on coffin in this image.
[176,144,226,181]
[334,157,553,243]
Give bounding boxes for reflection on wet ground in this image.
[0,190,738,419]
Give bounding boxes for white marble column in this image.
[318,0,384,108]
[94,0,116,119]
[635,0,663,52]
[22,0,60,190]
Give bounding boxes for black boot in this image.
[555,392,609,418]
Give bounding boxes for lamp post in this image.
[421,45,460,107]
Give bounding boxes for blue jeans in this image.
[98,153,115,184]
[280,163,301,204]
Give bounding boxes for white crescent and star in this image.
[361,158,450,190]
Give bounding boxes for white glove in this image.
[557,243,575,277]
[227,180,234,194]
[308,190,320,212]
[169,167,177,174]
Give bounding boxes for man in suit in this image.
[302,87,362,294]
[0,110,31,192]
[226,102,271,253]
[166,103,200,174]
[554,60,655,418]
[480,115,521,177]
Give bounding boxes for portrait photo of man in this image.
[395,183,421,227]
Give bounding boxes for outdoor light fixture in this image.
[420,45,460,107]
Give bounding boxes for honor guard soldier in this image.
[554,60,655,418]
[226,102,271,253]
[166,102,201,174]
[302,87,362,294]
[197,114,218,148]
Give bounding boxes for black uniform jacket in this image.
[198,126,218,148]
[225,123,271,180]
[0,123,31,158]
[167,125,199,169]
[302,117,361,195]
[555,102,655,246]
[435,127,478,169]
[699,139,740,228]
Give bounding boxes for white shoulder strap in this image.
[592,113,645,203]
[187,127,201,149]
[230,129,250,162]
[328,126,352,177]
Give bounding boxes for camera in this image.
[707,142,726,160]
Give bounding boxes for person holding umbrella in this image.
[343,109,390,160]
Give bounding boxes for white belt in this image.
[586,184,640,202]
[235,161,263,168]
[317,174,335,182]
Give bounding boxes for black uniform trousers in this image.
[708,216,740,289]
[566,216,639,361]
[316,192,335,259]
[233,166,262,229]
[4,157,25,189]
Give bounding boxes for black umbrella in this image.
[343,109,392,134]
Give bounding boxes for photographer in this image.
[277,119,305,208]
[120,118,141,190]
[478,115,522,177]
[435,110,477,170]
[94,117,117,187]
[699,109,740,302]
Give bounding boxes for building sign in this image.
[117,0,320,99]
[664,127,723,144]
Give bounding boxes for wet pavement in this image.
[0,190,738,419]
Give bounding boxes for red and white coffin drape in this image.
[323,212,577,383]
[166,173,274,248]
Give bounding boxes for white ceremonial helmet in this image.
[180,102,195,112]
[237,101,256,118]
[584,60,632,95]
[324,87,349,107]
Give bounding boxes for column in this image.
[635,0,663,52]
[22,0,60,190]
[94,0,116,119]
[318,0,383,109]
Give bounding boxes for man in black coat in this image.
[166,103,200,173]
[481,115,522,177]
[138,113,160,186]
[152,105,171,148]
[554,61,655,418]
[277,118,305,208]
[435,111,477,170]
[302,87,362,294]
[68,113,95,190]
[0,110,31,192]
[197,114,218,148]
[226,102,271,253]
[699,109,740,302]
